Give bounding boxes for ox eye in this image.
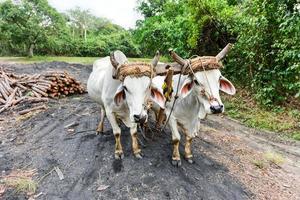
[123,86,128,92]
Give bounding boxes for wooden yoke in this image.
[156,66,174,128]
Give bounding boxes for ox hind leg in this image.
[106,110,123,159]
[96,106,105,134]
[168,117,181,167]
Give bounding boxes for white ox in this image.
[87,51,165,159]
[152,45,236,166]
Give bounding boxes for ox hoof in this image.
[171,159,182,167]
[95,130,103,135]
[114,153,124,160]
[134,152,144,159]
[186,158,194,164]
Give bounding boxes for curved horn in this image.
[216,43,233,61]
[110,51,119,69]
[151,50,160,67]
[169,48,187,66]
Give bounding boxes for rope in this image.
[160,55,221,132]
[160,63,186,132]
[116,63,154,81]
[187,56,221,105]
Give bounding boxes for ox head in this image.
[110,51,165,124]
[170,44,236,115]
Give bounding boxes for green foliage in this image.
[0,0,299,106]
[135,0,300,106]
[0,0,66,57]
[134,0,192,57]
[0,0,140,57]
[226,0,300,106]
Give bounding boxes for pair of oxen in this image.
[87,44,236,166]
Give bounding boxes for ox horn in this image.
[169,48,187,66]
[216,43,233,61]
[110,51,119,69]
[151,50,160,67]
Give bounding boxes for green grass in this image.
[0,56,168,64]
[223,90,300,141]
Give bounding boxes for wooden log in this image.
[17,89,22,97]
[36,82,52,88]
[24,97,48,103]
[38,85,50,91]
[32,86,48,97]
[49,93,57,98]
[3,75,12,86]
[32,90,41,98]
[156,62,183,76]
[18,105,47,115]
[32,84,49,92]
[37,80,53,85]
[0,88,18,113]
[12,97,26,105]
[16,83,27,90]
[0,97,6,104]
[0,81,10,96]
[0,83,8,100]
[47,77,57,81]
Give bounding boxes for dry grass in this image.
[16,110,43,121]
[252,159,266,169]
[264,151,285,166]
[251,151,285,169]
[1,169,37,196]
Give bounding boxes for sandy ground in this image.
[0,62,299,200]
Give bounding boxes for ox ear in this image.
[220,76,236,95]
[179,77,194,98]
[114,85,126,106]
[150,87,165,109]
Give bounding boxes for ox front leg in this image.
[106,111,123,159]
[130,124,143,159]
[96,107,105,134]
[169,118,181,167]
[184,135,194,164]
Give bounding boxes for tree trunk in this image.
[28,44,34,58]
[84,28,87,42]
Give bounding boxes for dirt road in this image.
[0,62,299,200]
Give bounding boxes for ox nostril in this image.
[133,115,141,122]
[210,105,223,114]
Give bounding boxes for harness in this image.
[114,61,156,115]
[161,56,222,131]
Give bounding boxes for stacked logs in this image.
[0,69,85,114]
[43,71,85,98]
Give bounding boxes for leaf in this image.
[97,185,109,191]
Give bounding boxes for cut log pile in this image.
[0,69,85,114]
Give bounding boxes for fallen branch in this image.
[18,105,47,115]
